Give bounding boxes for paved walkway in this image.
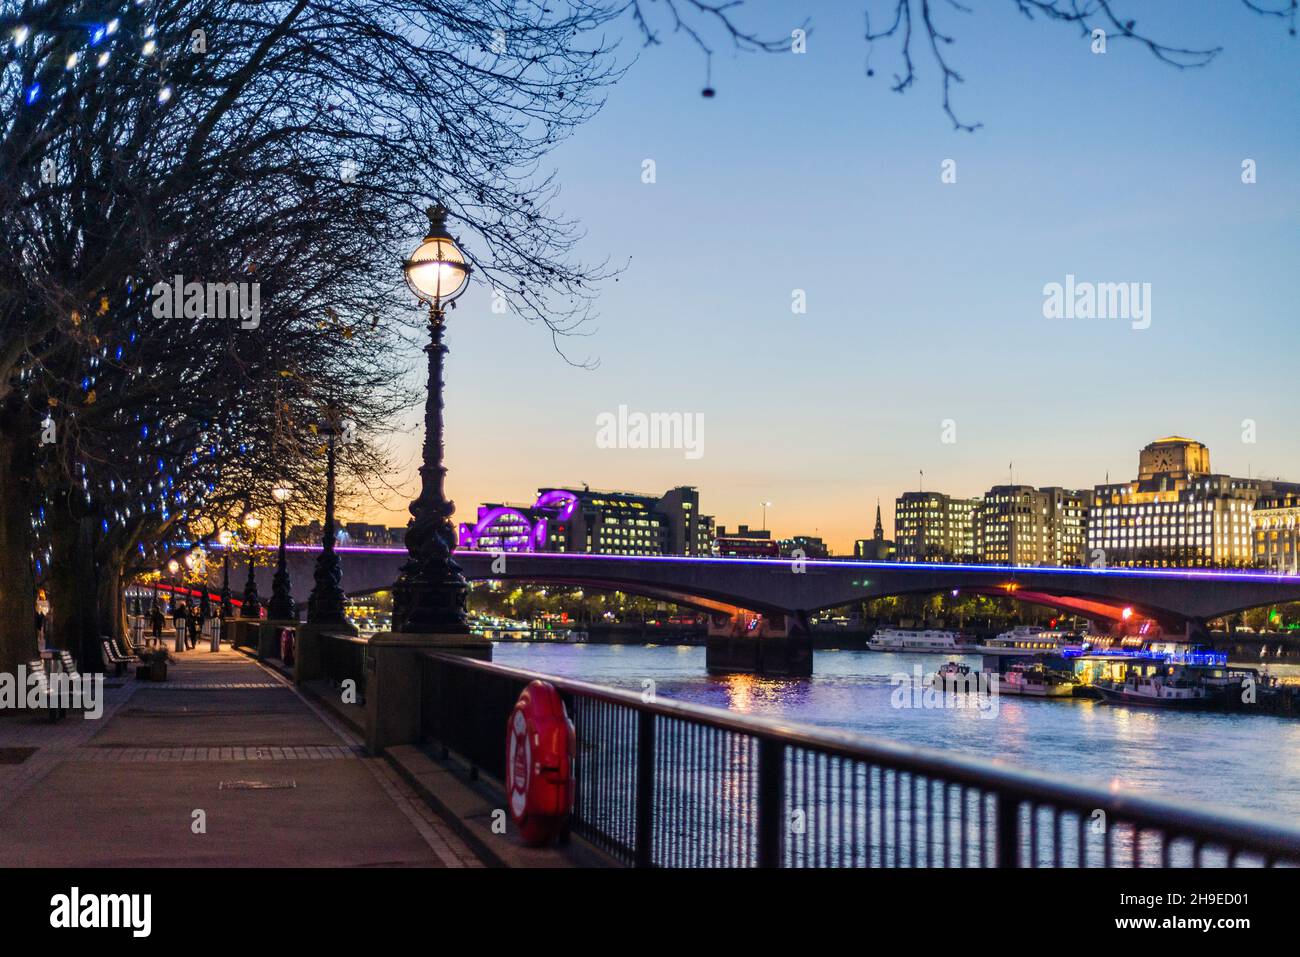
[0,645,483,867]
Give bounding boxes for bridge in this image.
[217,545,1300,676]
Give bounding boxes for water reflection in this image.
[493,642,1300,819]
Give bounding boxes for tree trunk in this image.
[45,504,102,669]
[0,411,37,676]
[95,553,126,660]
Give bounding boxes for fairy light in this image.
[158,86,172,103]
[66,52,78,69]
[143,39,156,56]
[13,25,28,45]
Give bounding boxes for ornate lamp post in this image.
[167,559,180,606]
[268,482,297,620]
[392,204,472,634]
[242,512,262,618]
[307,404,354,630]
[190,549,211,621]
[218,529,235,617]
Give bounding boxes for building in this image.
[715,525,779,558]
[289,522,405,546]
[1086,436,1299,568]
[854,502,896,560]
[778,535,829,559]
[975,485,1087,566]
[458,485,714,557]
[342,523,405,546]
[1252,491,1300,573]
[894,492,977,562]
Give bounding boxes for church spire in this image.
[873,499,884,541]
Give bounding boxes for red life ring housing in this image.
[506,680,575,845]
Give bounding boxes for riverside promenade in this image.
[0,645,482,868]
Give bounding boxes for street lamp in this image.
[268,482,297,620]
[392,204,472,634]
[189,548,211,622]
[218,529,235,617]
[760,501,772,531]
[307,402,354,631]
[167,559,180,605]
[242,512,262,618]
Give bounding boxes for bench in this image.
[56,651,94,714]
[102,639,131,677]
[26,659,62,722]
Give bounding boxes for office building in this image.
[894,492,977,562]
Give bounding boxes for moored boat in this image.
[997,661,1078,698]
[868,628,977,653]
[1094,667,1212,709]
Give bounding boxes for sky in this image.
[357,1,1300,554]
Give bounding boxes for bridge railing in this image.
[320,633,368,703]
[419,651,1300,868]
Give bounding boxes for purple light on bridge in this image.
[221,544,1300,583]
[459,505,539,551]
[532,489,579,521]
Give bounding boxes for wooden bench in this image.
[26,659,62,722]
[102,639,132,677]
[56,650,94,714]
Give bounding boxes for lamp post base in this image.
[363,631,492,754]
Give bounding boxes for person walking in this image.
[172,600,188,654]
[150,602,165,644]
[187,602,201,650]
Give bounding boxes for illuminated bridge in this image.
[227,546,1300,676]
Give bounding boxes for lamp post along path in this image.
[269,483,296,620]
[242,514,262,618]
[393,205,473,634]
[219,530,235,618]
[367,204,492,753]
[307,408,352,629]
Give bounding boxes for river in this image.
[492,641,1300,821]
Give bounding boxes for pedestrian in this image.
[187,603,201,650]
[173,600,188,654]
[35,609,46,650]
[150,602,165,643]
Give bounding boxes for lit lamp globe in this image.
[217,530,233,547]
[168,559,179,575]
[403,205,471,307]
[244,513,261,533]
[271,483,293,505]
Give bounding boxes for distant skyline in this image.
[349,2,1299,554]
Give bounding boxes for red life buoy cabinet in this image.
[506,680,576,845]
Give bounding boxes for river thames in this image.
[493,642,1300,821]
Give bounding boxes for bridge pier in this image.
[705,611,812,678]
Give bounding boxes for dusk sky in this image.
[362,2,1299,553]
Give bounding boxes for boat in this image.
[1094,666,1212,709]
[868,628,976,653]
[930,661,986,692]
[976,627,1086,657]
[996,661,1078,698]
[560,629,588,644]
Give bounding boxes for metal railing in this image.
[320,633,368,702]
[419,652,1300,868]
